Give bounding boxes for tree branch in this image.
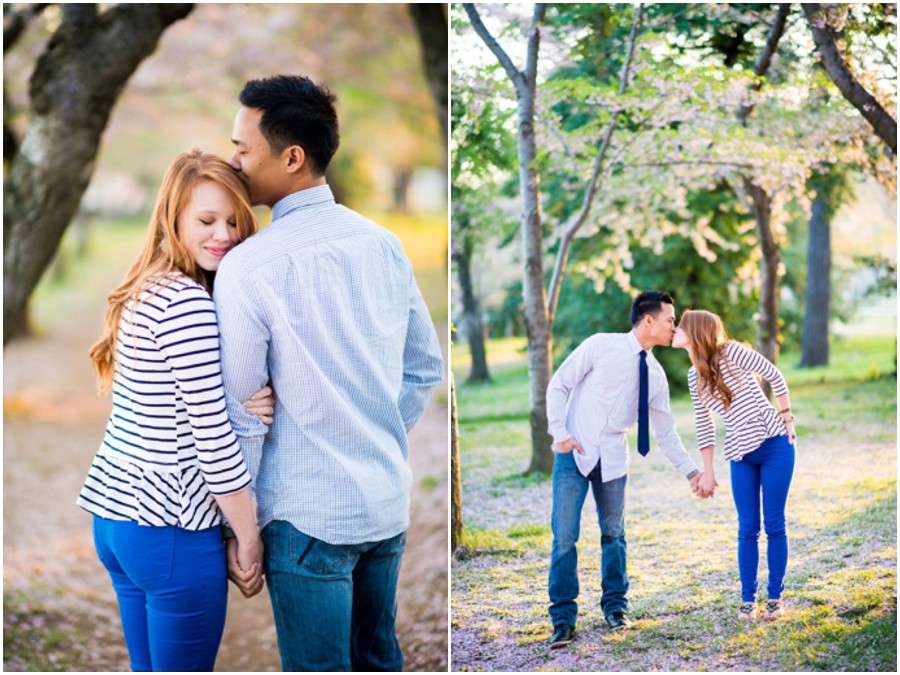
[737,3,790,126]
[547,3,643,322]
[463,3,527,93]
[3,3,48,53]
[802,3,897,153]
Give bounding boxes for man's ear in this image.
[284,145,306,174]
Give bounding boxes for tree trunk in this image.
[465,2,552,473]
[450,371,464,553]
[408,3,448,140]
[744,179,780,369]
[452,231,490,383]
[518,90,554,475]
[3,3,193,346]
[801,193,831,367]
[392,167,413,213]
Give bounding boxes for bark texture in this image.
[4,3,193,345]
[409,2,448,140]
[451,221,490,383]
[450,372,464,553]
[800,193,832,367]
[802,3,896,153]
[466,3,554,473]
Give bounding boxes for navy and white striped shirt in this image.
[212,184,444,546]
[77,274,251,529]
[688,341,789,461]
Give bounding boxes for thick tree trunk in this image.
[3,3,193,346]
[408,2,448,140]
[803,3,897,154]
[801,193,831,367]
[450,371,464,553]
[452,233,490,383]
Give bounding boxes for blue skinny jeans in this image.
[92,516,227,671]
[729,434,795,603]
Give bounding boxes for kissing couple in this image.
[546,290,797,648]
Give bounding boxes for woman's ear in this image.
[285,145,306,174]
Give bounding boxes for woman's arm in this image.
[697,446,718,497]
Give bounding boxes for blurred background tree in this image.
[4,2,447,344]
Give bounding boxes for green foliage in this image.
[552,184,759,388]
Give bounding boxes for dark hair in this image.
[631,290,674,326]
[238,75,340,176]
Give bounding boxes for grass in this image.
[451,332,897,672]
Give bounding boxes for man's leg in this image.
[591,472,628,618]
[349,531,406,672]
[263,520,358,672]
[548,451,590,629]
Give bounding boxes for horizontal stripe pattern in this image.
[688,341,789,461]
[77,274,251,529]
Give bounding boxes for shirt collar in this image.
[270,184,336,223]
[627,330,650,356]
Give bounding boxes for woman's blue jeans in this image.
[262,519,405,672]
[548,451,628,628]
[92,516,227,671]
[729,434,795,602]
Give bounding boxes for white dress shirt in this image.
[546,331,698,481]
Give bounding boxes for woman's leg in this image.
[112,521,227,671]
[92,516,153,671]
[758,436,795,600]
[729,457,762,603]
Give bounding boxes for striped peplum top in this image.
[76,273,251,530]
[688,341,789,462]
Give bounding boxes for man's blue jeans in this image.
[548,451,628,628]
[262,520,405,672]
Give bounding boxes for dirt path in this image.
[3,263,448,671]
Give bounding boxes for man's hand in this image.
[226,537,265,598]
[555,437,585,455]
[689,471,705,497]
[244,386,275,425]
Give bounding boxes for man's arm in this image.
[648,369,699,478]
[398,270,444,432]
[212,254,271,484]
[546,336,597,449]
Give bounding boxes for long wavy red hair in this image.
[88,149,257,394]
[679,309,736,410]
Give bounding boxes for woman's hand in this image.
[697,471,719,498]
[244,386,275,424]
[785,419,797,446]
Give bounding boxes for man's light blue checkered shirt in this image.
[213,184,444,545]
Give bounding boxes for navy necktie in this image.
[638,350,649,456]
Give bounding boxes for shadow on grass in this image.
[453,482,896,671]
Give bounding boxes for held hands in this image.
[244,386,275,425]
[695,471,719,498]
[226,536,265,598]
[555,437,585,455]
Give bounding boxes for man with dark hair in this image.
[545,290,704,649]
[213,75,444,671]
